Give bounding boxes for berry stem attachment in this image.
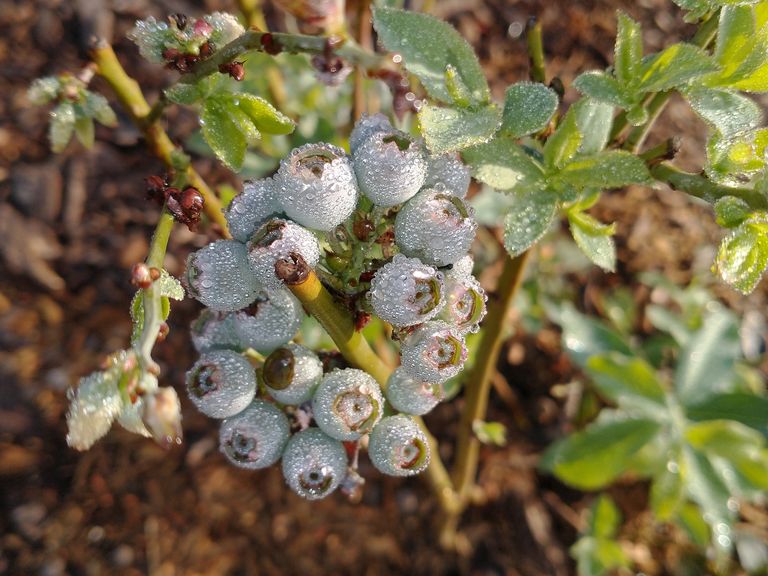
[89,41,231,236]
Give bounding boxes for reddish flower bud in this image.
[131,263,153,289]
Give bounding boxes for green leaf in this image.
[156,270,184,301]
[615,12,643,87]
[166,83,205,105]
[201,96,247,170]
[49,101,76,153]
[715,214,768,294]
[711,5,768,91]
[84,92,117,127]
[557,304,632,367]
[541,414,660,490]
[372,7,490,105]
[585,353,666,408]
[573,71,631,108]
[558,150,652,189]
[543,109,582,169]
[675,309,740,405]
[678,502,712,548]
[573,99,615,155]
[472,420,507,446]
[419,103,500,154]
[714,196,752,228]
[686,392,768,437]
[74,115,95,149]
[235,93,294,135]
[568,211,617,272]
[651,461,685,520]
[589,494,622,538]
[462,136,545,192]
[638,43,720,92]
[685,86,762,138]
[502,189,558,258]
[572,537,630,576]
[500,82,558,138]
[444,64,472,107]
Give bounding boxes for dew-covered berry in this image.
[368,254,444,327]
[438,274,487,334]
[219,400,290,469]
[247,218,321,288]
[400,321,467,384]
[368,415,430,477]
[186,350,256,418]
[282,427,348,500]
[263,344,323,405]
[394,189,477,267]
[275,143,359,231]
[353,130,427,207]
[233,287,304,353]
[190,309,242,353]
[385,367,441,416]
[225,178,281,242]
[312,368,384,441]
[423,153,471,199]
[349,113,393,154]
[447,254,475,280]
[185,240,261,311]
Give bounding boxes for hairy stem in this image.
[90,41,231,236]
[651,163,768,209]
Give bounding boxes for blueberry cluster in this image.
[183,114,485,499]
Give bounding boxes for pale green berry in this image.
[282,428,348,500]
[225,178,281,243]
[349,113,393,154]
[385,367,441,416]
[219,400,290,469]
[438,274,487,334]
[233,287,304,353]
[312,369,383,441]
[423,153,471,199]
[263,344,323,405]
[368,415,430,477]
[400,321,467,384]
[247,218,320,289]
[186,350,256,419]
[190,309,243,353]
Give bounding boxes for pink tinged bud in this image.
[193,19,214,38]
[142,387,183,449]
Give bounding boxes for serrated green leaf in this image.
[544,109,582,170]
[201,96,247,170]
[675,309,741,405]
[569,211,617,272]
[462,137,545,192]
[419,103,500,154]
[502,189,558,258]
[615,11,643,87]
[500,82,558,138]
[49,101,76,153]
[714,196,752,227]
[558,303,633,367]
[573,71,631,108]
[235,93,294,135]
[156,269,184,300]
[715,214,768,293]
[74,115,95,149]
[685,86,762,138]
[540,414,660,490]
[574,99,615,155]
[585,353,666,409]
[372,7,490,105]
[686,392,768,437]
[638,43,720,92]
[559,150,652,189]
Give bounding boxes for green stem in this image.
[90,41,231,237]
[526,17,547,84]
[146,210,175,269]
[651,162,768,209]
[179,30,386,86]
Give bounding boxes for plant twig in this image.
[353,0,373,121]
[526,17,546,84]
[651,163,768,209]
[90,41,231,237]
[146,209,175,269]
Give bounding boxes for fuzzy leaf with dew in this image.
[557,150,652,190]
[74,116,95,149]
[637,43,720,93]
[543,108,582,170]
[540,411,661,490]
[418,102,500,154]
[573,98,615,155]
[568,210,617,272]
[714,196,753,228]
[614,11,643,88]
[130,270,185,345]
[715,213,768,294]
[706,128,768,184]
[500,82,559,138]
[573,71,631,108]
[462,136,546,193]
[49,101,76,153]
[708,4,768,92]
[684,85,763,139]
[372,7,490,106]
[502,189,558,258]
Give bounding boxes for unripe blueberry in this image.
[247,218,321,289]
[233,287,304,353]
[385,367,441,416]
[400,321,467,384]
[275,143,359,231]
[438,274,487,334]
[395,189,477,267]
[186,350,256,418]
[185,240,261,311]
[368,254,444,327]
[190,309,243,353]
[282,427,348,500]
[219,400,290,469]
[263,344,323,405]
[312,368,384,441]
[423,153,471,199]
[447,254,475,280]
[368,415,430,477]
[349,113,393,154]
[225,178,281,242]
[353,130,428,207]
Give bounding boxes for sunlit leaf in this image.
[419,102,500,154]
